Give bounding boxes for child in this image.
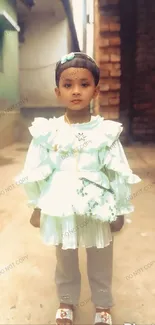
[16,52,141,325]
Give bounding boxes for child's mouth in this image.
[71,100,82,104]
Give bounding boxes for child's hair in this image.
[55,52,100,87]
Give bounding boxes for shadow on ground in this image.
[15,147,28,152]
[0,156,15,166]
[132,167,155,179]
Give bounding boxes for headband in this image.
[57,52,97,66]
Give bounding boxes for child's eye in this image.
[81,83,89,87]
[64,83,71,88]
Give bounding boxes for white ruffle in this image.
[101,140,141,216]
[16,114,141,249]
[29,117,53,138]
[16,163,53,183]
[14,139,54,184]
[40,214,113,249]
[27,116,123,153]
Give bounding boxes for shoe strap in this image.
[56,308,73,321]
[95,311,112,325]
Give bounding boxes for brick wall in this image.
[95,0,155,142]
[94,0,121,120]
[132,0,155,141]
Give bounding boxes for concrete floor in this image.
[0,143,155,324]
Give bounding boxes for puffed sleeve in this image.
[15,117,55,208]
[103,139,141,215]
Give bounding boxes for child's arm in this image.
[30,207,41,228]
[110,215,124,232]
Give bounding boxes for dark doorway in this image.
[120,0,155,142]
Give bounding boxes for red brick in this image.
[99,38,109,47]
[100,84,110,91]
[114,63,121,70]
[109,111,120,120]
[109,48,121,55]
[109,23,121,32]
[109,109,119,119]
[109,37,121,46]
[100,70,110,77]
[100,63,113,70]
[101,106,120,119]
[110,82,121,90]
[101,16,120,23]
[99,95,109,106]
[102,48,121,56]
[101,48,110,55]
[110,54,121,62]
[100,54,110,62]
[109,97,120,105]
[110,69,121,77]
[108,91,120,98]
[99,110,110,119]
[100,78,121,90]
[103,106,119,111]
[100,23,109,32]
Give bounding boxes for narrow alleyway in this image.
[0,142,155,324]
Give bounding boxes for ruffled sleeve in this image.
[99,121,141,216]
[15,117,55,208]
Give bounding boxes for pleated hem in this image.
[39,214,113,250]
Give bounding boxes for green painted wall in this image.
[0,0,19,104]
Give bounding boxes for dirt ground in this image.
[0,142,155,325]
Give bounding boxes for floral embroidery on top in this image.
[77,178,89,197]
[77,187,88,197]
[109,205,116,216]
[75,133,87,142]
[60,133,92,160]
[87,199,99,216]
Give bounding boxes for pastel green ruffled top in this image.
[15,115,141,250]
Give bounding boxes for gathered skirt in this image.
[35,170,118,249]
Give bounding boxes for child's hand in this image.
[30,208,41,228]
[110,215,124,232]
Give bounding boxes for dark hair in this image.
[55,52,100,87]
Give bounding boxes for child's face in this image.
[55,67,99,110]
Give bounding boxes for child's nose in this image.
[72,86,80,95]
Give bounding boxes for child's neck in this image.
[65,108,91,124]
